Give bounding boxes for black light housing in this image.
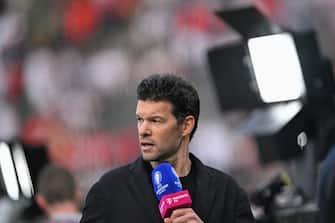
[207,6,335,163]
[0,141,49,200]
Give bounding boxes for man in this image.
[80,74,255,223]
[317,117,335,223]
[319,145,335,223]
[35,164,82,223]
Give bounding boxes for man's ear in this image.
[36,193,48,211]
[180,115,195,137]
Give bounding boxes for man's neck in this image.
[150,140,192,177]
[172,155,192,177]
[47,201,80,218]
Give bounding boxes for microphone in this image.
[151,163,192,218]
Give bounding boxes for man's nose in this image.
[138,121,151,136]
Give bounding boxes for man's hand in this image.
[164,208,204,223]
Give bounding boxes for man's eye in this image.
[152,119,161,123]
[137,118,143,123]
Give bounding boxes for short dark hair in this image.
[36,164,76,204]
[136,74,200,140]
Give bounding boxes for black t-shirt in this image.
[179,164,197,205]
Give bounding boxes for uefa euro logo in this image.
[154,171,162,185]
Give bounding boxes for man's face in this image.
[136,100,183,162]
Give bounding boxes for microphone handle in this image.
[158,190,192,218]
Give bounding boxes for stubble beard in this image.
[142,145,179,163]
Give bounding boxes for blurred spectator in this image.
[132,46,182,81]
[35,164,81,223]
[23,48,59,114]
[0,101,19,139]
[62,0,100,45]
[128,6,171,51]
[0,10,24,51]
[85,48,131,95]
[170,1,224,71]
[94,0,138,21]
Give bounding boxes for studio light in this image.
[247,33,306,103]
[208,6,334,222]
[207,6,335,163]
[12,143,34,199]
[0,141,49,200]
[0,142,20,200]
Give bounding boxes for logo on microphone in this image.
[166,198,173,205]
[154,171,162,185]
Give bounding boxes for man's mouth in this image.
[140,142,154,150]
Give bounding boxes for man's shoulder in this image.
[200,164,241,190]
[202,164,233,180]
[87,162,134,194]
[191,153,237,185]
[99,162,133,182]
